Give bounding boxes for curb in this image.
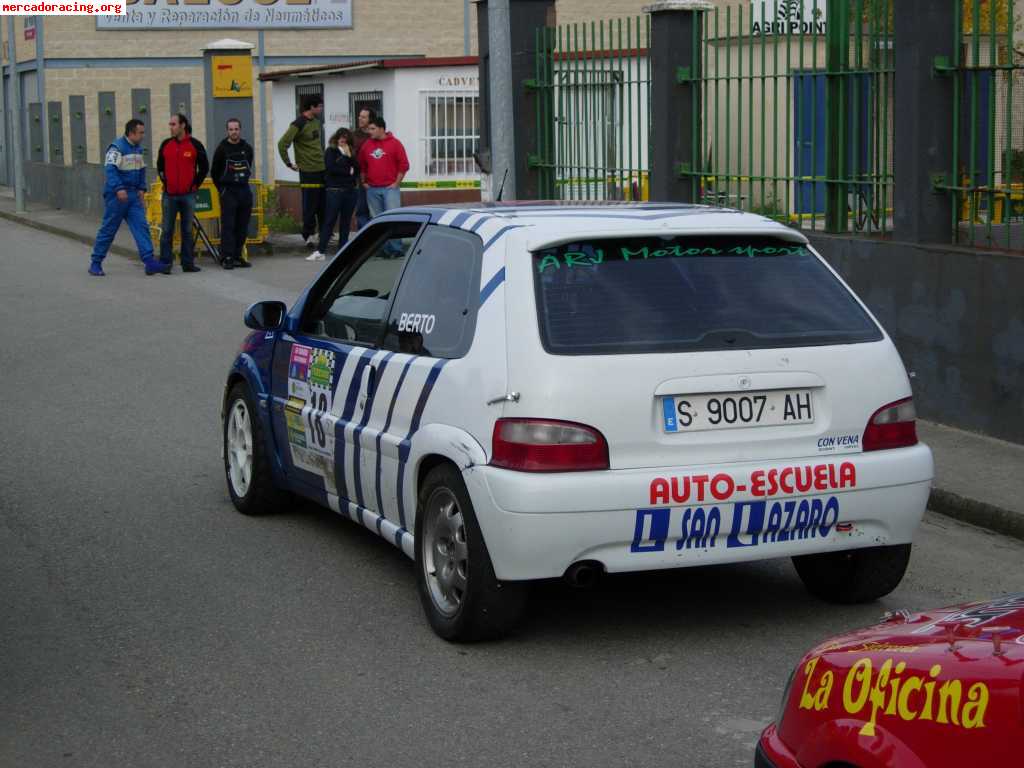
[0,207,289,259]
[929,488,1024,542]
[0,207,137,258]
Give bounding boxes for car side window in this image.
[381,225,483,359]
[300,222,423,344]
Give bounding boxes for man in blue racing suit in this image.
[88,119,170,277]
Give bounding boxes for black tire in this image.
[414,464,528,641]
[223,382,289,516]
[792,543,912,604]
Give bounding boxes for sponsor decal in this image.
[630,495,840,553]
[912,594,1024,635]
[797,656,990,735]
[649,461,856,505]
[536,244,806,274]
[284,344,337,480]
[397,312,436,335]
[843,643,919,654]
[817,433,861,453]
[285,397,307,449]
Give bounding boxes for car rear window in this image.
[532,235,883,355]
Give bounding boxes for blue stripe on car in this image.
[395,359,448,529]
[333,349,373,502]
[375,356,416,518]
[351,352,395,510]
[481,224,522,252]
[479,267,505,306]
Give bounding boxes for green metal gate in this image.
[686,0,895,235]
[935,0,1024,249]
[531,16,651,201]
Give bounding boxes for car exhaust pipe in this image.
[564,561,603,589]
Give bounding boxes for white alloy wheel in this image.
[421,487,469,617]
[226,398,254,497]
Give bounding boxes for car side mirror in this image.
[244,300,287,331]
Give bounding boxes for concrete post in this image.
[477,0,554,201]
[646,0,712,204]
[893,0,956,243]
[35,17,45,164]
[258,31,269,185]
[7,17,25,212]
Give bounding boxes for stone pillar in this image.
[477,0,555,201]
[646,0,712,204]
[893,0,956,243]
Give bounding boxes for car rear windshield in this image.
[532,235,883,355]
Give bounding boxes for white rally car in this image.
[222,203,934,641]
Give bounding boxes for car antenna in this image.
[496,167,510,202]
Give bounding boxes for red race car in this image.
[758,594,1024,768]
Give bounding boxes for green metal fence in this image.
[936,1,1024,249]
[531,16,651,201]
[685,0,895,235]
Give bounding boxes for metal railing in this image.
[530,16,651,202]
[936,0,1024,249]
[687,0,895,235]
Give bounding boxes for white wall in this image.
[271,64,480,185]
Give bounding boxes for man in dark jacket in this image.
[157,113,209,272]
[277,96,325,246]
[211,118,255,270]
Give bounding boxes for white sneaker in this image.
[305,251,326,262]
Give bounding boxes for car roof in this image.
[391,202,806,249]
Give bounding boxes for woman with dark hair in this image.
[308,127,360,262]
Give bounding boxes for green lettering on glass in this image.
[564,249,604,268]
[537,254,562,274]
[620,246,648,261]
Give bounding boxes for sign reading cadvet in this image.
[97,0,352,30]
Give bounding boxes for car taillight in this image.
[491,418,610,472]
[862,397,918,452]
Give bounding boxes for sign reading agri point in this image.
[752,0,827,36]
[97,0,351,29]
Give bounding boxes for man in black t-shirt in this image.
[211,118,255,269]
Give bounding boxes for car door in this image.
[268,218,426,506]
[350,224,484,543]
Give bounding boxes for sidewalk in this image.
[0,186,309,260]
[2,187,1022,542]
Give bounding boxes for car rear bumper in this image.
[756,725,801,768]
[464,444,932,580]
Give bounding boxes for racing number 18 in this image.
[306,392,328,448]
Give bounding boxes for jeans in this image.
[299,170,326,240]
[219,185,253,263]
[91,192,154,264]
[160,193,196,267]
[318,187,359,254]
[366,186,402,218]
[355,186,371,230]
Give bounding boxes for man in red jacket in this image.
[357,116,409,218]
[156,113,209,272]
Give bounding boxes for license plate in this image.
[662,389,813,433]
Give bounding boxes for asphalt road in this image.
[2,219,1023,768]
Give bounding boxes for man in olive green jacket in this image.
[278,96,326,246]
